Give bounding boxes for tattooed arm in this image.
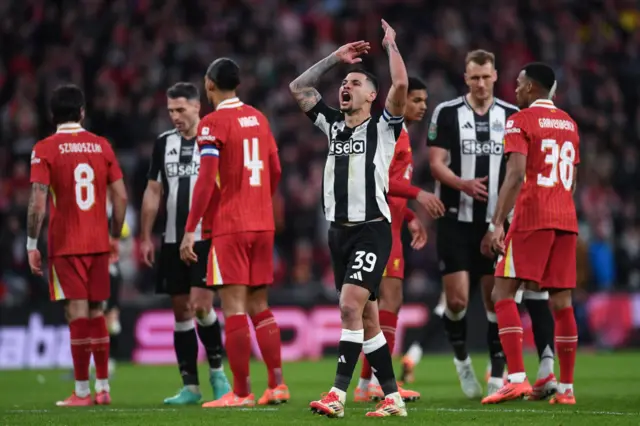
[289,41,370,112]
[27,183,49,245]
[289,54,340,112]
[382,20,408,118]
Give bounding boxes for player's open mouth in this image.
[341,91,351,103]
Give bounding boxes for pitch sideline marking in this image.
[3,406,638,416]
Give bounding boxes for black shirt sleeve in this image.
[147,136,165,181]
[427,103,454,150]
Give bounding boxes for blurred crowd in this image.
[1,0,639,307]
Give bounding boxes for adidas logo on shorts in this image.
[349,271,363,281]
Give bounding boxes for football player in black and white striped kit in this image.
[290,20,408,418]
[139,82,230,404]
[403,50,557,400]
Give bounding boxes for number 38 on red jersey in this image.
[503,100,580,233]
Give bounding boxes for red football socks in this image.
[90,316,110,380]
[554,307,578,384]
[251,309,283,388]
[225,314,252,397]
[495,299,526,376]
[359,310,398,380]
[379,310,398,356]
[69,318,91,381]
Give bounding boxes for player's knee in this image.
[445,297,467,314]
[548,289,572,311]
[339,299,363,324]
[64,300,90,321]
[172,299,193,322]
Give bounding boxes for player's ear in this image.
[492,69,498,83]
[80,108,85,122]
[369,90,377,103]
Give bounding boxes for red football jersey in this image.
[388,126,413,231]
[197,97,277,237]
[504,99,580,233]
[30,123,123,256]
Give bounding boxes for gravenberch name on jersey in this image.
[58,142,103,154]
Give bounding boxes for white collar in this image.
[56,123,85,134]
[530,99,555,109]
[216,97,244,110]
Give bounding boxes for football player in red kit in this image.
[482,63,580,405]
[28,85,128,406]
[355,77,444,402]
[180,58,287,407]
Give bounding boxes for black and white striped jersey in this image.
[306,100,403,223]
[147,129,203,244]
[427,96,519,223]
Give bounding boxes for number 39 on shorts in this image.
[353,251,377,272]
[537,139,576,190]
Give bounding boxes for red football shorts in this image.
[48,253,110,302]
[207,231,274,286]
[495,229,577,289]
[383,230,404,280]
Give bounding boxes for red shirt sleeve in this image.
[197,115,228,152]
[504,114,529,156]
[269,132,281,196]
[103,138,123,183]
[30,143,50,185]
[404,207,416,222]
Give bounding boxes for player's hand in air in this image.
[140,238,155,267]
[109,237,120,264]
[417,190,445,219]
[407,218,427,250]
[489,223,506,256]
[27,248,43,276]
[335,41,370,64]
[381,19,397,48]
[180,232,198,264]
[461,176,489,202]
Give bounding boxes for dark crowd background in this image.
[1,0,639,324]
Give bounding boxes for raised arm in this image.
[381,19,408,117]
[289,41,370,112]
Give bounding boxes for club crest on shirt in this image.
[428,122,437,140]
[491,119,504,132]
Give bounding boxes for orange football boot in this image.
[202,392,255,408]
[481,380,532,404]
[398,383,420,402]
[56,393,93,407]
[365,397,407,417]
[353,386,370,402]
[94,391,111,405]
[549,389,576,405]
[528,373,558,401]
[368,383,384,401]
[400,356,415,384]
[257,384,290,405]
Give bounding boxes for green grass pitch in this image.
[1,352,639,425]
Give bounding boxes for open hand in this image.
[335,41,370,64]
[381,19,397,49]
[179,232,198,264]
[417,190,445,219]
[461,176,489,202]
[407,218,427,250]
[490,224,506,256]
[28,249,43,276]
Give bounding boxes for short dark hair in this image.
[408,77,427,93]
[348,68,379,93]
[166,82,199,100]
[522,62,556,92]
[465,49,495,67]
[206,58,240,91]
[50,84,85,126]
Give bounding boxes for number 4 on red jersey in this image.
[503,99,580,233]
[195,98,281,237]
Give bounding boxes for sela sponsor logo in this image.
[329,138,365,156]
[461,139,503,156]
[133,305,428,364]
[166,162,199,178]
[0,314,72,369]
[538,118,575,131]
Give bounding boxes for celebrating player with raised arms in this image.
[355,77,443,403]
[28,84,128,406]
[482,63,580,405]
[180,58,287,408]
